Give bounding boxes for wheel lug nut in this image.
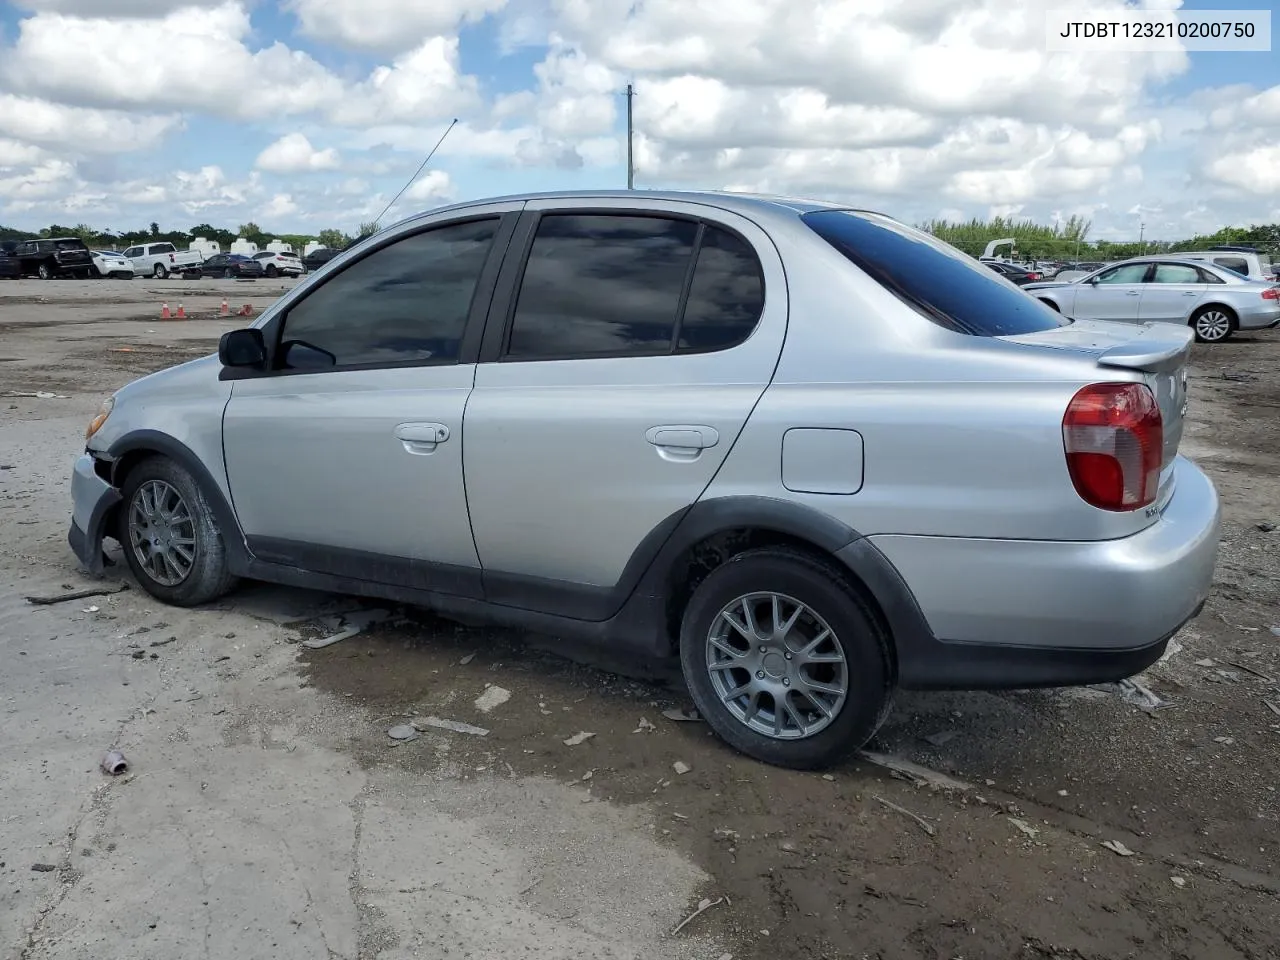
[782,678,790,687]
[759,645,767,653]
[756,670,765,679]
[784,653,792,660]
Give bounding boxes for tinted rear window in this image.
[55,239,88,251]
[802,210,1068,336]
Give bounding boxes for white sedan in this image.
[92,250,135,279]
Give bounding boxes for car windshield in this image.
[54,239,87,251]
[802,210,1067,336]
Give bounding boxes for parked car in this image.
[252,250,305,277]
[122,242,204,279]
[198,253,266,279]
[92,250,135,279]
[301,247,340,272]
[1027,257,1280,342]
[11,237,95,279]
[1173,248,1276,283]
[68,191,1220,769]
[983,260,1043,284]
[0,241,19,279]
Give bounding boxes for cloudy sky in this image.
[0,0,1276,240]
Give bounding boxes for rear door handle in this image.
[645,425,719,461]
[1126,290,1141,296]
[394,422,450,455]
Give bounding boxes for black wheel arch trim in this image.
[104,430,250,567]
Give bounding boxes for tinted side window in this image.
[506,214,698,359]
[677,226,764,352]
[802,210,1066,336]
[154,243,174,254]
[1096,264,1150,284]
[277,218,497,370]
[1213,256,1249,275]
[1199,267,1225,284]
[1151,264,1201,284]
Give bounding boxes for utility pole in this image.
[625,83,635,190]
[1139,221,1145,252]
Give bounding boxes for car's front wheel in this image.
[153,264,168,279]
[679,547,892,769]
[117,456,237,606]
[38,263,53,280]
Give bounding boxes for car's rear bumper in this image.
[865,455,1220,689]
[1238,304,1280,329]
[68,453,121,575]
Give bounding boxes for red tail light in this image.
[1262,287,1279,300]
[1063,383,1162,511]
[1027,272,1043,280]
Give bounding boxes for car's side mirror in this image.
[219,328,266,368]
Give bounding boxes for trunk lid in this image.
[1001,318,1190,478]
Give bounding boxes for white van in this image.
[1177,248,1275,282]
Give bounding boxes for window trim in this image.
[220,212,517,381]
[477,208,766,364]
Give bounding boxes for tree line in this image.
[0,220,382,252]
[4,215,1277,260]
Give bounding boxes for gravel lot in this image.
[2,277,1277,960]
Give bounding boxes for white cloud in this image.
[402,169,455,204]
[255,133,341,173]
[287,0,509,53]
[328,36,480,126]
[262,194,299,218]
[1205,145,1280,195]
[0,94,179,153]
[2,2,345,120]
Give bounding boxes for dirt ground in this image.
[1,277,1277,960]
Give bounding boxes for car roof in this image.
[383,189,889,233]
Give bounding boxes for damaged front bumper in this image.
[68,453,121,575]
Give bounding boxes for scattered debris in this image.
[130,649,146,659]
[671,812,688,821]
[1270,625,1280,637]
[387,725,419,741]
[459,652,477,665]
[1008,817,1040,839]
[1171,876,1186,889]
[1057,789,1069,797]
[860,751,973,791]
[1094,677,1170,713]
[662,707,701,723]
[633,717,656,733]
[1224,660,1275,682]
[581,771,593,781]
[872,795,936,837]
[1213,736,1235,745]
[778,841,798,854]
[5,390,68,399]
[1158,636,1184,663]
[99,750,128,775]
[1101,840,1136,857]
[670,896,726,936]
[25,583,129,606]
[672,760,691,775]
[302,608,392,649]
[83,605,100,614]
[714,828,740,841]
[413,716,488,737]
[30,863,57,872]
[1194,658,1217,668]
[923,730,959,747]
[1256,522,1276,533]
[563,731,596,746]
[474,685,511,714]
[1263,699,1280,717]
[822,774,835,782]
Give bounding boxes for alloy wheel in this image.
[1195,310,1232,342]
[127,479,197,586]
[705,591,848,740]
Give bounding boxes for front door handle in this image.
[1126,290,1141,296]
[394,422,450,455]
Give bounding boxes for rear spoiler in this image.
[1096,323,1193,374]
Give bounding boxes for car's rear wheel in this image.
[1190,305,1235,343]
[117,456,237,606]
[679,547,892,769]
[264,264,277,277]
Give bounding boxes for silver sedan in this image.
[1025,256,1280,343]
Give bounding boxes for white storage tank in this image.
[265,239,295,254]
[230,238,259,256]
[189,237,220,258]
[303,241,326,256]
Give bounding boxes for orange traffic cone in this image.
[175,303,187,319]
[160,302,170,319]
[219,298,229,317]
[239,304,253,317]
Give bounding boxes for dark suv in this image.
[13,237,95,279]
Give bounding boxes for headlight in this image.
[86,396,114,442]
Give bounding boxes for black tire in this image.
[153,264,168,279]
[223,268,234,279]
[264,264,277,277]
[678,547,892,770]
[1190,305,1236,343]
[117,456,237,606]
[38,263,52,280]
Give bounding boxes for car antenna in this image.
[370,118,458,231]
